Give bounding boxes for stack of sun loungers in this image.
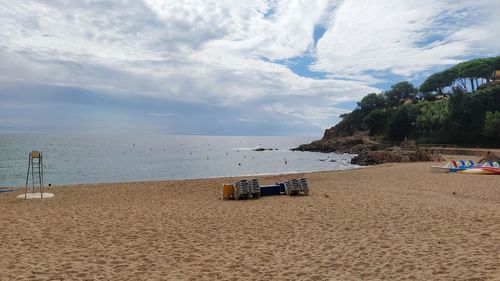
[284,178,309,196]
[234,180,250,200]
[225,178,309,200]
[233,179,260,200]
[298,178,309,195]
[284,179,300,196]
[249,179,260,199]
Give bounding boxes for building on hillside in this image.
[435,94,448,100]
[477,70,500,90]
[492,70,500,86]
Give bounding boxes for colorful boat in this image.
[479,167,500,174]
[482,161,500,168]
[432,160,500,174]
[431,161,458,173]
[457,168,495,175]
[449,160,476,173]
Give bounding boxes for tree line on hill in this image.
[334,56,500,145]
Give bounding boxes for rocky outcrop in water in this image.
[253,147,277,151]
[294,130,432,166]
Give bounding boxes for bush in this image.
[483,111,500,139]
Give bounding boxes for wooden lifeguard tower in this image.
[25,150,44,199]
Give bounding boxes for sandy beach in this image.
[1,160,499,280]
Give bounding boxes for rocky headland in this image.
[293,128,431,166]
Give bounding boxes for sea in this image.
[0,134,359,187]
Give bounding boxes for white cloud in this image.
[264,103,351,129]
[312,0,500,81]
[0,1,372,100]
[0,0,498,134]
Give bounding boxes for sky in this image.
[1,0,499,136]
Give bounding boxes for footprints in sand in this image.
[1,170,500,280]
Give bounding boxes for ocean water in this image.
[0,134,358,187]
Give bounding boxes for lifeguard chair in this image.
[25,150,44,199]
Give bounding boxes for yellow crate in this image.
[223,184,234,200]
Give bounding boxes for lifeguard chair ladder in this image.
[25,150,44,199]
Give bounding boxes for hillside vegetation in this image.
[327,56,500,145]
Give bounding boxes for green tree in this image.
[444,88,496,143]
[385,81,417,107]
[335,108,366,136]
[483,111,500,139]
[420,56,500,94]
[416,100,448,136]
[357,93,386,112]
[485,56,500,71]
[363,109,388,135]
[387,107,411,141]
[455,59,493,91]
[420,69,456,94]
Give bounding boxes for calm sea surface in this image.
[0,134,358,187]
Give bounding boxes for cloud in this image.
[312,0,500,82]
[264,103,351,129]
[0,1,358,99]
[146,112,177,118]
[0,0,499,135]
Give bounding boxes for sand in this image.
[1,160,499,280]
[16,192,55,199]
